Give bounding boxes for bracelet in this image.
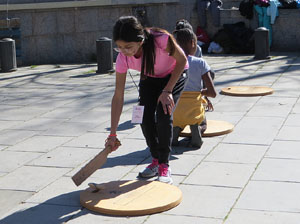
[162,90,172,94]
[108,134,117,137]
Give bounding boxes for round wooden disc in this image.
[220,86,273,96]
[180,120,234,137]
[80,180,182,216]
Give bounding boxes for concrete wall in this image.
[0,0,299,65]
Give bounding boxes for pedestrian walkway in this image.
[0,53,300,224]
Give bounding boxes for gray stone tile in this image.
[41,121,98,137]
[0,166,71,192]
[0,190,34,218]
[235,181,300,212]
[205,111,245,125]
[0,145,8,151]
[40,106,91,119]
[284,113,300,126]
[276,126,300,141]
[0,151,42,172]
[246,96,297,117]
[27,146,100,168]
[252,158,300,182]
[223,116,285,145]
[213,97,258,113]
[164,184,241,219]
[145,214,222,224]
[9,118,66,131]
[0,202,81,224]
[25,176,86,206]
[0,129,37,145]
[62,132,109,149]
[205,143,267,164]
[292,99,300,113]
[225,209,300,224]
[67,208,146,223]
[183,162,255,188]
[266,140,300,159]
[0,106,48,121]
[170,154,205,176]
[6,135,73,152]
[0,120,23,131]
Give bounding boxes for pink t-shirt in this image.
[116,31,188,78]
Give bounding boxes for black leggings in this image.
[139,73,187,164]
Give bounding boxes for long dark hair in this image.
[173,28,196,56]
[113,16,175,79]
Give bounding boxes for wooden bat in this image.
[72,139,121,186]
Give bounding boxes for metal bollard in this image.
[254,27,270,60]
[96,37,114,74]
[0,38,17,72]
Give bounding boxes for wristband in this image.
[162,90,172,94]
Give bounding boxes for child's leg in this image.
[172,126,182,146]
[190,124,204,148]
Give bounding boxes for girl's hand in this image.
[105,136,121,151]
[158,91,174,115]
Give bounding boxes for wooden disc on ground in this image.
[220,86,274,96]
[80,180,182,216]
[180,120,234,137]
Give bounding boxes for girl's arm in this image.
[158,37,187,115]
[201,71,217,98]
[105,72,127,150]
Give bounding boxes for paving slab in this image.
[284,113,300,126]
[183,161,256,188]
[225,209,300,224]
[0,166,71,192]
[0,190,34,218]
[276,126,300,141]
[223,116,285,145]
[165,184,241,219]
[66,208,146,224]
[27,146,100,168]
[252,158,300,182]
[41,121,99,137]
[145,213,223,224]
[266,140,300,159]
[235,181,300,213]
[205,143,268,164]
[6,135,74,152]
[0,129,38,146]
[246,96,297,117]
[0,202,82,224]
[0,151,42,172]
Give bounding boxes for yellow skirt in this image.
[173,91,206,129]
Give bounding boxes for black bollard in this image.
[96,37,114,74]
[254,27,270,60]
[0,38,17,72]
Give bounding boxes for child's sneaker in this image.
[139,158,159,178]
[157,163,173,184]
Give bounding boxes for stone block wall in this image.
[0,0,299,65]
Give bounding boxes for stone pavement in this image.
[0,53,300,224]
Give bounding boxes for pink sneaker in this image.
[157,163,173,184]
[139,158,159,178]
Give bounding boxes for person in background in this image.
[172,28,216,148]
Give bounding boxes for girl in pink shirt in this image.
[105,16,188,184]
